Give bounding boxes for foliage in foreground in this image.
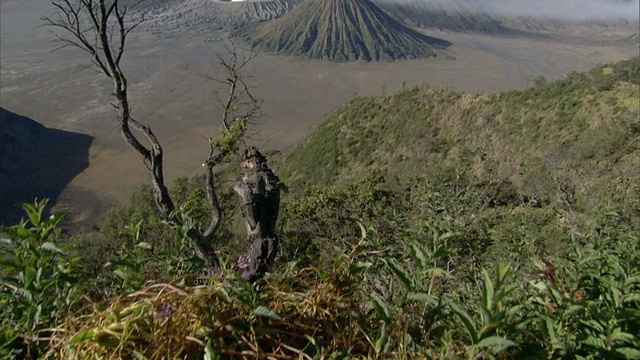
[2,181,638,359]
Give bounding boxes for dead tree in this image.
[44,0,279,280]
[235,148,281,282]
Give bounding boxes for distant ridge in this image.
[617,33,639,47]
[374,0,511,34]
[234,0,450,61]
[138,0,304,31]
[374,0,638,36]
[282,58,640,209]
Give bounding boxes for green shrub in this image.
[1,200,82,358]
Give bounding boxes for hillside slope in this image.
[0,109,93,225]
[374,0,511,33]
[282,58,640,211]
[374,0,638,36]
[138,0,304,31]
[234,0,449,61]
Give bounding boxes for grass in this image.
[281,57,640,214]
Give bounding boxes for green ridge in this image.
[282,57,640,211]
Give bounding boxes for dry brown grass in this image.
[47,265,390,359]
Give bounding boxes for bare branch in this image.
[45,0,278,279]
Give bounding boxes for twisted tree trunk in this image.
[234,148,281,282]
[45,0,275,278]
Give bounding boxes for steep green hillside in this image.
[234,0,449,61]
[283,58,640,211]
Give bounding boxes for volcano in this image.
[234,0,450,61]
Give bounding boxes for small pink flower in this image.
[237,255,249,271]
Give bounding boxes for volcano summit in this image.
[235,0,450,61]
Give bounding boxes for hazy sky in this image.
[379,0,640,20]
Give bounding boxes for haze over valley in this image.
[0,0,637,225]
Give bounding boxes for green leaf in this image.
[565,304,584,315]
[24,267,37,288]
[14,287,33,301]
[544,316,558,345]
[582,336,606,350]
[618,309,640,322]
[13,272,25,286]
[622,293,640,303]
[582,319,605,333]
[132,350,148,360]
[475,336,516,354]
[349,261,373,274]
[625,276,640,287]
[375,323,389,355]
[372,295,391,323]
[439,231,460,241]
[305,334,317,347]
[616,347,640,359]
[195,326,213,337]
[529,279,546,292]
[409,244,427,270]
[41,242,64,255]
[611,287,623,307]
[253,306,282,321]
[423,268,450,278]
[216,288,232,302]
[137,242,153,250]
[0,258,20,270]
[204,340,218,360]
[433,246,450,259]
[357,222,367,241]
[113,270,128,281]
[448,300,478,343]
[23,199,47,227]
[385,259,414,291]
[609,331,634,344]
[69,329,95,343]
[495,263,511,285]
[407,292,438,308]
[482,268,494,312]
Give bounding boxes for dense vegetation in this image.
[283,57,640,213]
[1,59,639,359]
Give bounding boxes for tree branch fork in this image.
[45,0,280,281]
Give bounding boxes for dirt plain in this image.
[0,0,637,227]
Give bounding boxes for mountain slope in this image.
[281,58,640,211]
[375,0,638,35]
[234,0,449,61]
[138,0,304,32]
[374,0,511,33]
